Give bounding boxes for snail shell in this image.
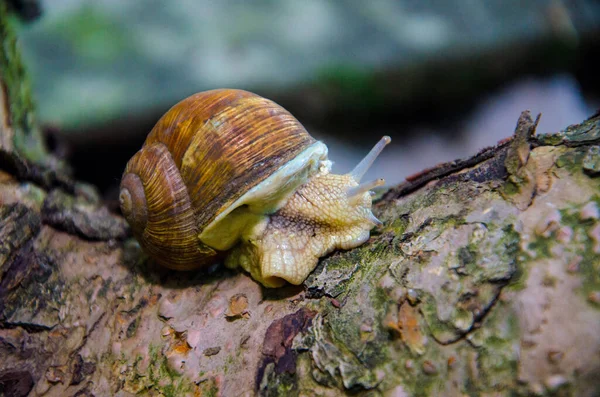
[120,89,322,269]
[120,89,389,286]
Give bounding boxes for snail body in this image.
[120,89,389,287]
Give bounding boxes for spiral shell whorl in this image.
[120,142,218,270]
[119,173,147,234]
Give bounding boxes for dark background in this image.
[11,0,600,203]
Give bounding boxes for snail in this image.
[119,89,390,288]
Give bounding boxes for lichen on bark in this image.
[4,110,598,397]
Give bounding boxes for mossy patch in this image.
[112,344,198,396]
[466,300,520,393]
[258,363,297,397]
[331,305,390,370]
[558,117,600,144]
[417,292,457,343]
[524,199,600,304]
[145,344,195,397]
[0,2,46,161]
[394,348,452,397]
[555,147,587,174]
[536,132,565,146]
[301,140,599,394]
[503,224,529,292]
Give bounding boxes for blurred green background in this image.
[9,0,600,200]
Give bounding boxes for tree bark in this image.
[1,4,600,397]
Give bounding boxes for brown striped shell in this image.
[119,89,317,270]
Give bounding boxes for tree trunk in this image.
[1,4,599,396]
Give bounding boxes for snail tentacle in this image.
[349,135,391,182]
[347,178,385,201]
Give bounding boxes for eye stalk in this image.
[350,135,391,182]
[347,178,385,201]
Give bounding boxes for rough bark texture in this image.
[1,4,600,397]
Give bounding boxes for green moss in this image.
[394,346,453,397]
[521,200,600,305]
[542,273,557,287]
[223,353,236,374]
[458,246,475,268]
[461,244,482,276]
[477,350,517,389]
[555,148,586,173]
[419,292,457,344]
[0,2,47,161]
[388,215,410,237]
[143,344,194,397]
[356,292,391,367]
[475,311,519,390]
[408,371,444,397]
[502,180,519,196]
[257,361,298,397]
[530,232,557,253]
[536,133,565,146]
[200,379,220,397]
[560,118,600,144]
[274,373,297,396]
[502,224,528,292]
[419,186,455,211]
[311,235,394,299]
[307,255,394,389]
[460,299,520,394]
